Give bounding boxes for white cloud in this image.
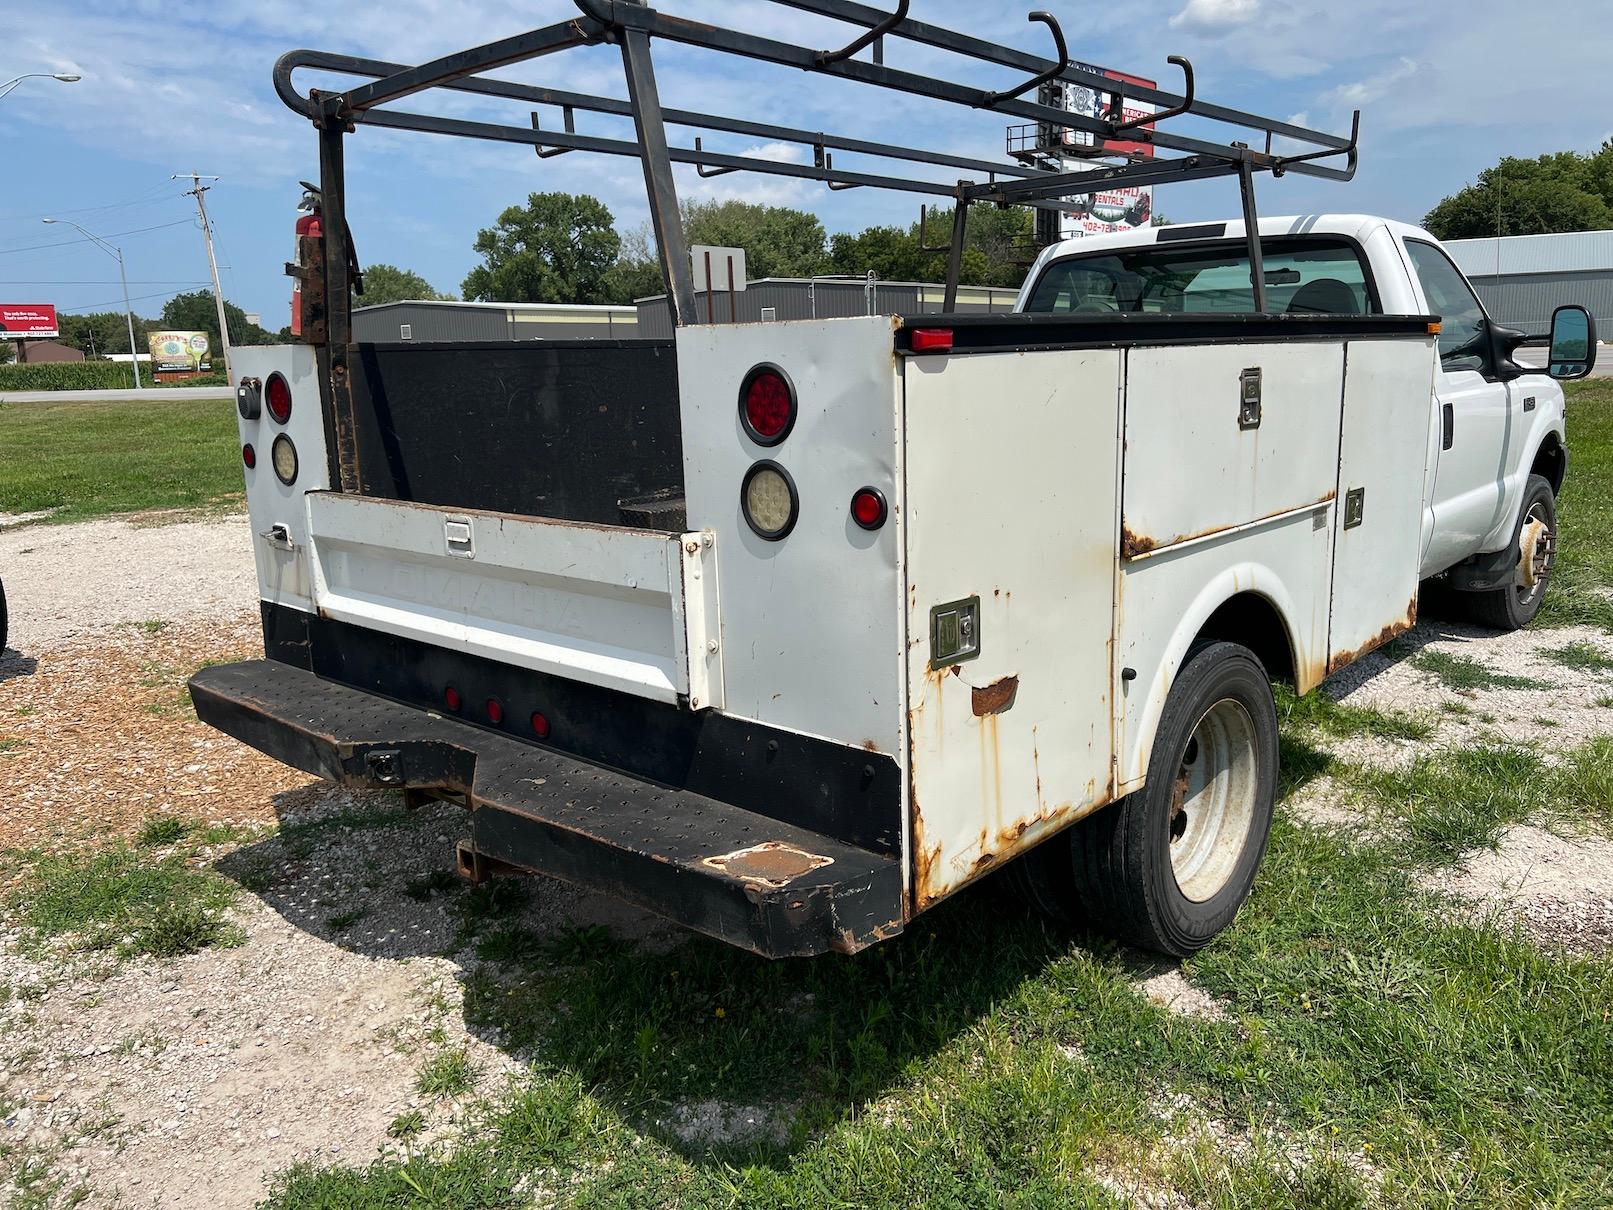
[1321,57,1418,111]
[1169,0,1261,32]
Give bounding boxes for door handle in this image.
[1441,402,1454,451]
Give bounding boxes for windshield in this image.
[1022,238,1377,317]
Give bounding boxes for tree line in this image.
[1424,141,1613,240]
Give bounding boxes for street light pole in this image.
[43,219,142,390]
[0,72,81,101]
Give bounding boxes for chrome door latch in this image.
[1238,367,1262,430]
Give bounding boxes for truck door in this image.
[1401,238,1513,574]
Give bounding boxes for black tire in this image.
[1008,641,1279,956]
[1457,474,1557,632]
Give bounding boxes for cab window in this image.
[1023,237,1376,317]
[1403,239,1490,375]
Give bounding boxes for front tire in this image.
[1008,641,1279,956]
[1457,474,1557,631]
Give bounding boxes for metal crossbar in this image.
[276,0,1362,330]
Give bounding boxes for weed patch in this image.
[1412,650,1542,692]
[1542,640,1613,673]
[1275,684,1431,742]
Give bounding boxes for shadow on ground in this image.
[0,648,39,683]
[213,782,1094,1167]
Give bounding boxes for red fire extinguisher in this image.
[290,182,322,337]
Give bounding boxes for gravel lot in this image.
[3,512,1612,1205]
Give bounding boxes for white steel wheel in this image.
[1167,698,1260,903]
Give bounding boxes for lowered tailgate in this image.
[304,492,721,707]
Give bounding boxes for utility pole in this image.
[174,172,233,383]
[41,218,141,390]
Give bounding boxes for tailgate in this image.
[304,492,721,707]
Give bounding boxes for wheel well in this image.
[1195,592,1296,686]
[1531,435,1566,496]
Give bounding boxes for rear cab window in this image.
[1023,237,1379,317]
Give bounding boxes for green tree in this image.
[58,310,152,357]
[1425,147,1613,240]
[461,192,621,303]
[355,263,453,307]
[681,200,829,279]
[159,290,278,349]
[827,205,1033,288]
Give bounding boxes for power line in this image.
[0,189,185,224]
[0,218,195,257]
[55,287,204,313]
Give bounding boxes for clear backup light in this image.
[741,460,798,540]
[271,434,299,485]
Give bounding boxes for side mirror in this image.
[1547,304,1597,380]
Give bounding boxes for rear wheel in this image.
[1007,641,1278,956]
[1457,474,1557,631]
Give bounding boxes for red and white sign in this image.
[1063,64,1157,160]
[0,304,59,339]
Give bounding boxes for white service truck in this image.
[190,1,1597,959]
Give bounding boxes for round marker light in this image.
[738,364,796,446]
[851,486,887,530]
[740,460,799,541]
[485,697,504,726]
[444,686,462,712]
[270,434,299,485]
[242,443,256,469]
[530,710,551,740]
[265,372,292,424]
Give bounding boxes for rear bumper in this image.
[190,660,903,958]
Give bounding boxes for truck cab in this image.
[1018,214,1594,629]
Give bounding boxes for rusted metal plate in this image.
[703,842,833,888]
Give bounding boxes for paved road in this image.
[0,385,233,404]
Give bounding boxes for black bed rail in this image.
[278,0,1363,346]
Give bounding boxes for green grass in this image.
[1274,683,1431,743]
[0,397,241,524]
[1542,380,1613,629]
[415,1049,478,1099]
[1410,650,1541,692]
[7,840,239,959]
[1542,640,1613,672]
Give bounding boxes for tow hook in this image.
[365,749,403,785]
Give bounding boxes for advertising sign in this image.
[1061,64,1158,160]
[0,304,59,339]
[148,330,212,373]
[1057,163,1154,240]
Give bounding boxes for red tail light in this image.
[739,365,796,446]
[530,711,551,740]
[485,697,505,726]
[242,443,256,469]
[265,372,292,424]
[444,686,462,712]
[910,328,954,353]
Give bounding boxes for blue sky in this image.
[6,0,1611,326]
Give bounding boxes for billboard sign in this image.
[1058,163,1153,241]
[0,304,59,339]
[1061,64,1157,160]
[148,330,212,373]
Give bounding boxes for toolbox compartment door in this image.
[304,492,721,706]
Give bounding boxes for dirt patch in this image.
[1425,824,1613,956]
[1129,959,1232,1023]
[0,620,308,854]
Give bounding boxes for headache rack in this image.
[276,0,1361,342]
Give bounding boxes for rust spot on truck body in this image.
[702,842,833,889]
[1121,526,1158,559]
[971,675,1019,717]
[1325,593,1419,677]
[1121,491,1338,562]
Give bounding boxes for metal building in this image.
[352,299,639,342]
[1445,230,1613,333]
[634,277,1021,339]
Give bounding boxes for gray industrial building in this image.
[352,299,638,342]
[1445,230,1613,333]
[352,278,1020,343]
[633,277,1021,338]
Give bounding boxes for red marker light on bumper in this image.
[444,686,462,712]
[910,328,954,353]
[485,697,505,726]
[530,710,551,740]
